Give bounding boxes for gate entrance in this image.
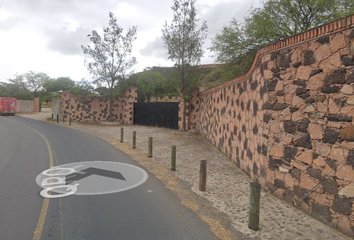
[133,102,179,129]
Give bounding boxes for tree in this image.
[0,79,32,100]
[137,71,166,102]
[162,68,179,99]
[209,19,256,81]
[210,0,354,80]
[94,86,111,97]
[24,71,50,98]
[3,74,32,99]
[244,0,339,44]
[162,0,207,131]
[43,77,76,94]
[70,79,95,101]
[120,67,180,101]
[37,90,52,103]
[337,0,354,16]
[119,74,138,96]
[82,12,137,121]
[1,71,53,100]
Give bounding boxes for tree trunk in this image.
[181,63,186,131]
[182,98,187,131]
[108,88,114,122]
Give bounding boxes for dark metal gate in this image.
[133,102,179,129]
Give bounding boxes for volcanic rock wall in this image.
[60,87,137,123]
[183,15,354,237]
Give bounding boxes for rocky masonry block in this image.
[183,16,354,237]
[60,87,137,123]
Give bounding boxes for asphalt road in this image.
[0,116,219,240]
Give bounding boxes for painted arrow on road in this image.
[65,167,126,184]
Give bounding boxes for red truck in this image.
[0,98,17,115]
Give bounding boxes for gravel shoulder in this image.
[16,108,52,121]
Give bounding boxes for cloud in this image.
[45,26,91,56]
[0,15,24,31]
[140,37,168,59]
[138,0,258,62]
[0,0,264,82]
[198,0,261,38]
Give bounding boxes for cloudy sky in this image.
[0,0,262,82]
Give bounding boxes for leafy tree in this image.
[119,75,138,96]
[94,86,111,97]
[43,77,76,94]
[37,90,52,103]
[337,0,354,16]
[137,75,155,102]
[1,74,32,99]
[162,0,207,130]
[41,77,77,103]
[24,71,50,98]
[244,0,341,44]
[136,71,166,102]
[0,72,49,100]
[155,67,179,98]
[120,67,179,102]
[210,0,354,80]
[70,79,95,102]
[0,83,9,97]
[82,12,137,121]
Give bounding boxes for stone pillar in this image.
[34,98,40,113]
[122,87,138,125]
[178,97,186,131]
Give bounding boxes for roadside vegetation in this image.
[210,0,354,82]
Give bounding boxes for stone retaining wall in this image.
[183,15,354,237]
[60,87,137,123]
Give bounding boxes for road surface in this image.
[0,116,219,240]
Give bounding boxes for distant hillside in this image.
[141,64,225,90]
[197,64,224,90]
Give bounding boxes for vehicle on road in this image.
[0,97,16,115]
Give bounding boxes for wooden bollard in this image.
[148,137,153,157]
[69,117,72,126]
[171,145,176,171]
[199,160,207,191]
[120,128,124,143]
[132,131,136,149]
[248,182,261,231]
[56,115,59,123]
[51,113,54,121]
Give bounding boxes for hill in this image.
[142,64,225,91]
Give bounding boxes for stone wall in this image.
[183,15,354,237]
[60,87,137,123]
[16,98,40,113]
[17,100,34,113]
